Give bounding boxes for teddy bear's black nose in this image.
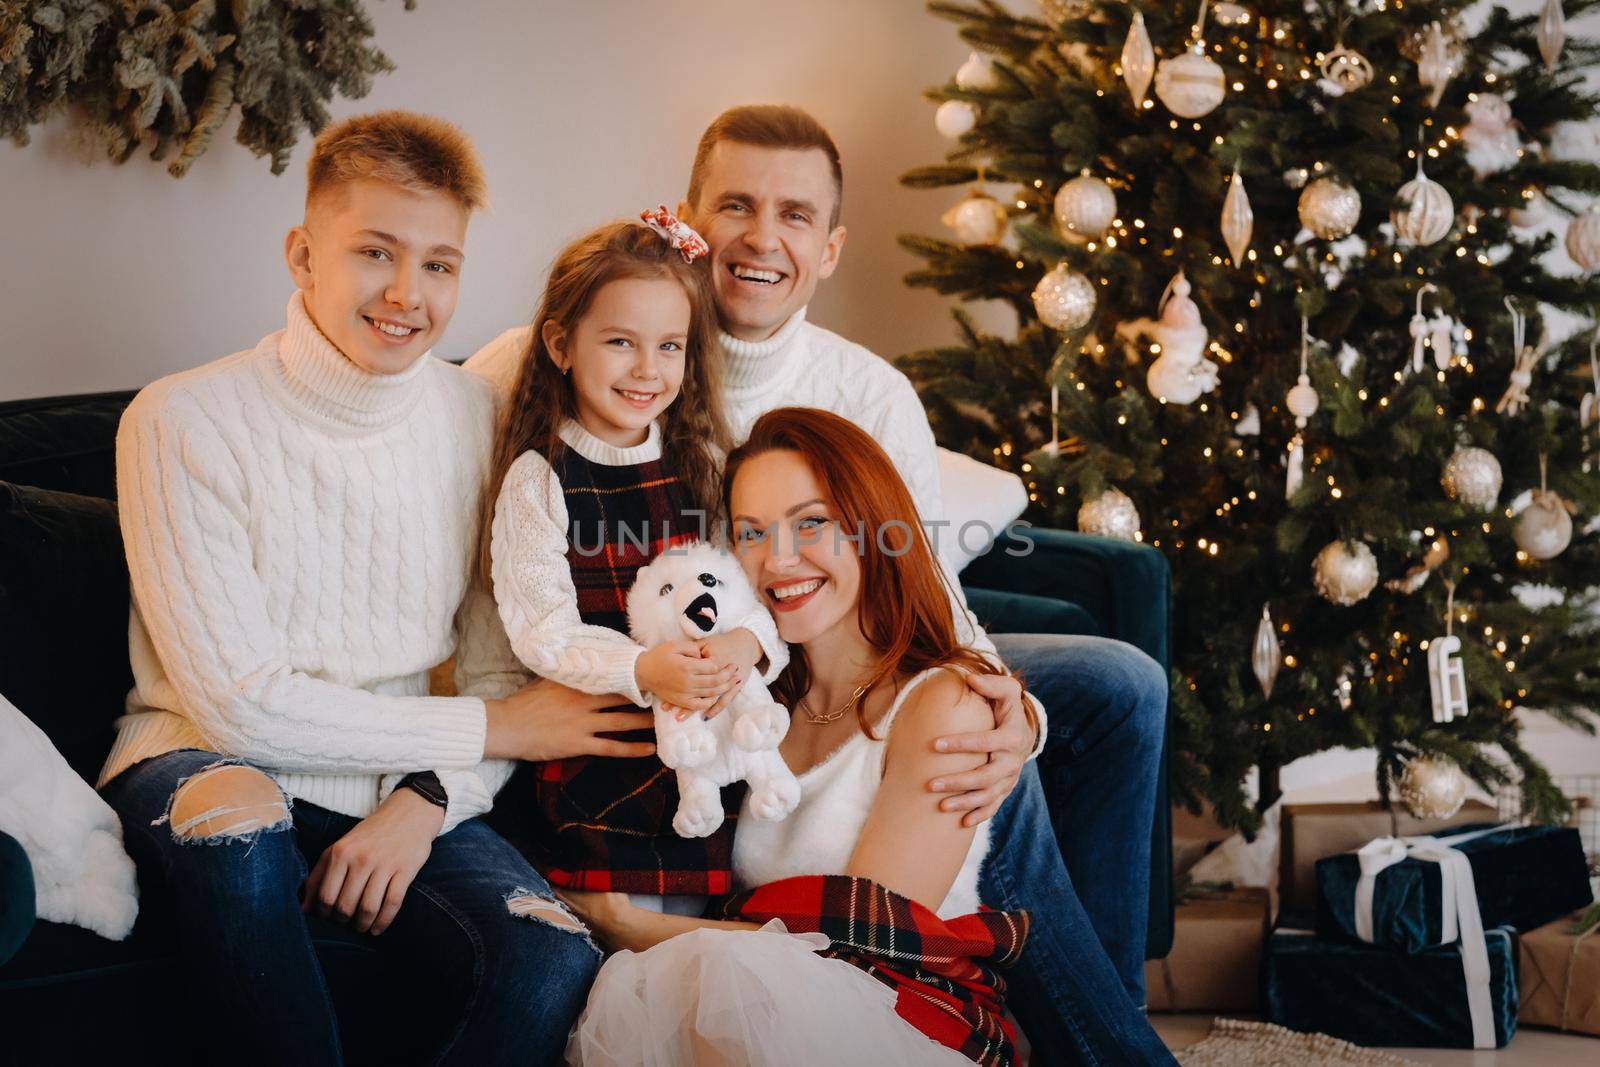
[697,573,718,587]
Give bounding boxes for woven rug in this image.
[1175,1018,1423,1066]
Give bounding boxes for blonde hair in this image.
[687,105,843,227]
[306,110,487,213]
[475,221,731,586]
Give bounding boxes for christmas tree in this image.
[900,0,1600,830]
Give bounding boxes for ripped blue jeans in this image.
[101,749,599,1066]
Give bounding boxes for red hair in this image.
[722,407,1029,736]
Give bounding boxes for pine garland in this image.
[1,0,412,177]
[900,0,1600,830]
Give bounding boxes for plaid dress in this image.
[489,435,736,895]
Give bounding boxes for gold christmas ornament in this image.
[1564,206,1600,272]
[1440,447,1503,509]
[934,100,979,139]
[1252,604,1281,698]
[1121,10,1156,109]
[941,191,1009,246]
[1320,46,1374,93]
[956,52,1000,91]
[1053,171,1117,239]
[1077,487,1141,541]
[1156,44,1226,118]
[1298,177,1361,240]
[1391,158,1454,247]
[1397,755,1468,820]
[1032,263,1097,331]
[1221,167,1253,267]
[1312,540,1379,606]
[1538,0,1566,73]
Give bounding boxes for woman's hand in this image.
[636,639,739,711]
[484,676,656,762]
[928,673,1035,827]
[302,787,442,936]
[553,887,636,949]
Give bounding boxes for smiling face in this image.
[284,178,468,376]
[730,449,861,647]
[545,275,690,449]
[680,142,846,343]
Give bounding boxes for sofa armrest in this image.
[0,829,36,967]
[961,527,1171,669]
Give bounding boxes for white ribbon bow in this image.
[1352,823,1514,1050]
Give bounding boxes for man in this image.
[468,105,1174,1064]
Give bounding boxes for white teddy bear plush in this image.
[626,542,800,838]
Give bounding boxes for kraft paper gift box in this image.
[1263,923,1518,1049]
[1518,911,1600,1036]
[1278,800,1496,913]
[1315,823,1593,954]
[1143,886,1269,1012]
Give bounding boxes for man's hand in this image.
[636,639,738,712]
[303,788,442,936]
[928,673,1035,827]
[693,628,761,718]
[484,676,656,762]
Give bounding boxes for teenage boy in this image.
[469,106,1175,1064]
[100,112,633,1066]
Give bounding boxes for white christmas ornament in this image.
[942,191,1009,246]
[1122,10,1156,109]
[1564,205,1600,272]
[1509,189,1549,229]
[1514,457,1575,560]
[1495,300,1539,416]
[1440,447,1502,509]
[1156,43,1226,118]
[1312,540,1379,606]
[1032,263,1097,331]
[1320,45,1374,94]
[1417,21,1459,109]
[1538,0,1566,72]
[1235,403,1261,436]
[1283,167,1310,189]
[1428,637,1469,722]
[1398,756,1468,819]
[1298,178,1361,239]
[935,100,979,139]
[1252,604,1281,698]
[1461,95,1521,179]
[1287,317,1319,427]
[1212,3,1251,26]
[1117,271,1219,405]
[1078,487,1141,541]
[1391,158,1454,246]
[956,52,1000,91]
[1054,171,1117,239]
[1221,167,1253,267]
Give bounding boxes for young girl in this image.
[478,211,787,915]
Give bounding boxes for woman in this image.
[557,406,1034,1066]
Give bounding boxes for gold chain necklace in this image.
[799,679,874,725]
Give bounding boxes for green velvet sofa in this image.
[0,388,1173,1062]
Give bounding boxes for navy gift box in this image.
[1314,823,1593,954]
[1263,925,1519,1049]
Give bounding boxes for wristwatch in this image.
[398,770,449,810]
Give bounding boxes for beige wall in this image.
[0,0,973,400]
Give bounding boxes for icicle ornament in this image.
[1221,166,1253,267]
[1538,0,1566,73]
[1252,604,1281,698]
[1121,9,1155,109]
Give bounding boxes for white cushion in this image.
[935,447,1029,573]
[0,693,138,940]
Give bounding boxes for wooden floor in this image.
[1152,1013,1600,1065]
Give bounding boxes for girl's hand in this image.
[636,640,738,710]
[692,629,761,719]
[553,887,635,949]
[484,677,655,762]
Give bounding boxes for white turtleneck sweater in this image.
[101,294,524,834]
[465,309,1045,740]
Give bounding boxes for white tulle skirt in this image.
[565,920,971,1067]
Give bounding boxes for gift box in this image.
[1316,823,1594,953]
[1278,800,1497,913]
[1143,886,1269,1012]
[1263,923,1518,1049]
[1519,911,1600,1036]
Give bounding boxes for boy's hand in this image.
[692,628,761,718]
[928,673,1034,827]
[637,639,738,711]
[303,788,442,936]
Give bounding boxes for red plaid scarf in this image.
[724,875,1029,1067]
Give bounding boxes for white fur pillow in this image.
[935,447,1029,573]
[0,693,138,940]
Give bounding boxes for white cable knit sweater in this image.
[101,294,524,833]
[489,419,787,701]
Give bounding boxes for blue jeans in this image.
[102,749,600,1066]
[980,633,1174,1066]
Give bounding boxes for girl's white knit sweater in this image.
[99,294,523,833]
